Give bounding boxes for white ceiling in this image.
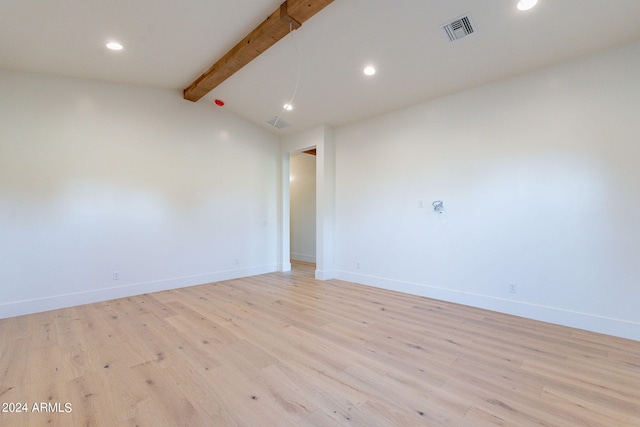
[2,0,640,135]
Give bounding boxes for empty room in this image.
[1,0,639,425]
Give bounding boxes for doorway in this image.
[289,150,317,266]
[279,125,335,279]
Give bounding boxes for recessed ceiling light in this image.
[517,0,538,11]
[106,42,123,51]
[363,66,376,76]
[283,103,293,111]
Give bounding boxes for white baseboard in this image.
[334,270,640,342]
[291,253,316,263]
[278,262,292,272]
[0,264,277,320]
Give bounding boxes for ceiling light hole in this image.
[517,0,538,11]
[283,103,293,111]
[106,42,123,51]
[363,66,376,76]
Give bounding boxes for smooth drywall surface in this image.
[290,153,316,262]
[0,70,279,317]
[316,126,336,279]
[334,41,640,340]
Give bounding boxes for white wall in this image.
[0,70,279,318]
[290,153,316,262]
[334,41,640,341]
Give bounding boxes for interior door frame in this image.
[278,125,334,280]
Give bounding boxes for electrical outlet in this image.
[509,283,517,293]
[113,271,120,281]
[356,262,361,270]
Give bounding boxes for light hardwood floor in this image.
[1,263,638,426]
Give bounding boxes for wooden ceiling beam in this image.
[184,0,334,102]
[286,0,333,24]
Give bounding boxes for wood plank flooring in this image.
[1,263,638,426]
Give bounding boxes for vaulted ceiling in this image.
[2,0,640,135]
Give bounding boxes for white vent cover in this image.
[267,116,291,129]
[442,15,475,42]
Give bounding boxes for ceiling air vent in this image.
[267,116,291,129]
[442,15,475,42]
